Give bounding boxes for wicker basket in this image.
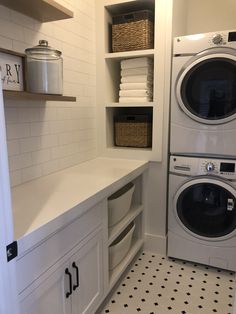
[112,10,154,53]
[114,115,152,148]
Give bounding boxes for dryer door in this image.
[174,178,236,239]
[176,48,236,125]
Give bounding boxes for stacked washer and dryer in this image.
[168,30,236,271]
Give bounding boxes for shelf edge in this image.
[3,91,76,102]
[108,204,143,246]
[109,238,144,290]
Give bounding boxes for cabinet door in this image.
[20,259,71,314]
[71,230,103,314]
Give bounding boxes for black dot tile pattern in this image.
[99,252,235,314]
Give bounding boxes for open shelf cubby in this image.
[106,106,153,149]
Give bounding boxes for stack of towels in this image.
[119,57,153,103]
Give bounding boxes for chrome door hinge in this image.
[6,241,18,262]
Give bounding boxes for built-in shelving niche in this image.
[104,0,155,54]
[106,106,153,150]
[105,52,154,104]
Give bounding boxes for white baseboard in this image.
[144,233,167,254]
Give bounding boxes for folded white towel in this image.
[119,96,152,103]
[121,75,153,83]
[121,67,153,76]
[121,57,153,69]
[119,90,152,97]
[120,82,153,90]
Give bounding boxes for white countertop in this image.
[12,157,148,255]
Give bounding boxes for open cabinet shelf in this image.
[105,49,155,60]
[96,0,170,161]
[107,175,144,290]
[108,204,144,245]
[109,237,144,290]
[3,91,76,102]
[106,102,154,107]
[0,0,74,22]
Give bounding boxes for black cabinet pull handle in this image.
[65,268,72,298]
[72,262,79,291]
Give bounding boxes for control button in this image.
[205,162,215,172]
[212,33,223,45]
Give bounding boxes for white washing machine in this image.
[168,155,236,271]
[170,30,236,157]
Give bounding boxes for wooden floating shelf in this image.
[3,91,76,102]
[0,0,74,22]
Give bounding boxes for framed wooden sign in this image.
[0,50,24,91]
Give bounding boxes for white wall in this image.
[186,0,236,35]
[0,0,97,187]
[172,0,187,37]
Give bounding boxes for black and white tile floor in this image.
[100,252,235,314]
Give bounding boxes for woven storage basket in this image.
[114,115,152,148]
[112,10,154,52]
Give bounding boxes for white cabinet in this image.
[16,167,147,314]
[20,229,103,314]
[20,259,70,314]
[71,231,103,314]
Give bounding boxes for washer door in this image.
[176,48,236,124]
[174,178,236,239]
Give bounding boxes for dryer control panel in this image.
[170,155,236,180]
[173,29,236,55]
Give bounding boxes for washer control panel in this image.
[205,162,215,172]
[212,33,224,45]
[170,155,236,179]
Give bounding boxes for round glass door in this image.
[177,55,236,124]
[176,180,236,238]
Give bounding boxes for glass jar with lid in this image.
[25,40,63,95]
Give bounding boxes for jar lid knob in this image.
[39,40,48,47]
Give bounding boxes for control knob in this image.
[206,162,215,172]
[212,33,223,45]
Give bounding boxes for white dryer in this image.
[168,155,236,271]
[170,30,236,157]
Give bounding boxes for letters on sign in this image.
[0,52,24,91]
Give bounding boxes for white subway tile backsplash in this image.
[21,165,43,182]
[49,120,70,134]
[40,134,59,149]
[40,107,58,121]
[9,153,32,171]
[51,145,70,160]
[42,159,60,176]
[18,108,42,123]
[9,170,22,187]
[6,123,30,140]
[0,19,24,42]
[58,132,75,145]
[10,10,36,29]
[30,122,50,136]
[0,34,13,50]
[20,137,41,153]
[12,40,28,54]
[4,108,19,123]
[7,140,20,157]
[31,149,51,165]
[78,118,96,130]
[3,0,97,186]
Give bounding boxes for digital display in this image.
[228,32,236,42]
[220,162,235,172]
